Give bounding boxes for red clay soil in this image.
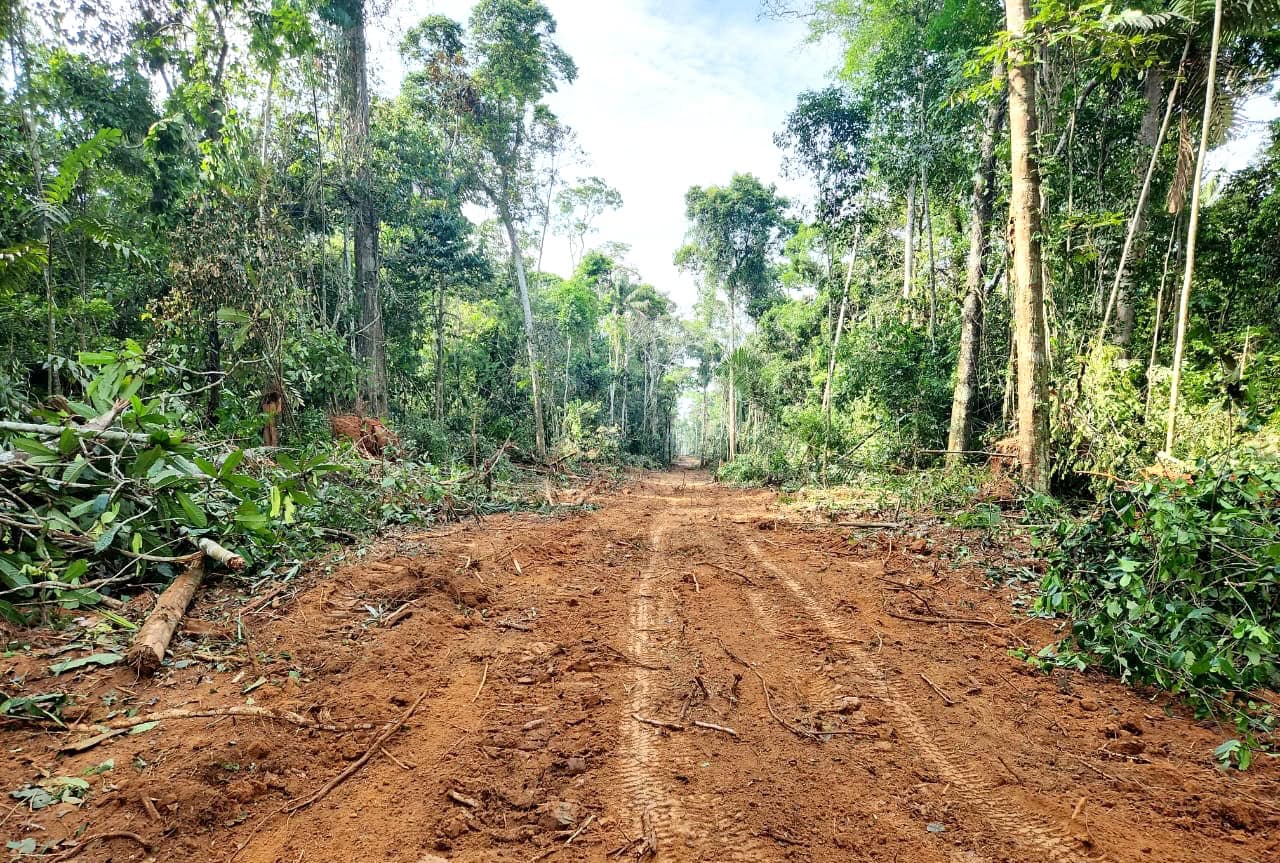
[2,469,1278,863]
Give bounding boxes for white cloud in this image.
[369,0,840,312]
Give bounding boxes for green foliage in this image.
[1037,457,1280,763]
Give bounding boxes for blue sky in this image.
[372,0,840,311]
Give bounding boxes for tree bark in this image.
[1096,37,1190,354]
[338,0,387,416]
[1166,0,1223,455]
[435,278,446,422]
[502,210,547,460]
[126,558,206,674]
[947,84,1007,465]
[823,225,861,426]
[727,283,738,460]
[901,174,917,301]
[1006,0,1051,491]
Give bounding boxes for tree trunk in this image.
[947,84,1007,465]
[1165,0,1223,456]
[1006,0,1051,491]
[823,225,861,426]
[922,166,937,343]
[434,278,446,422]
[502,211,547,460]
[563,333,572,412]
[901,174,917,301]
[727,283,738,460]
[1145,215,1181,417]
[1096,37,1190,354]
[337,0,387,416]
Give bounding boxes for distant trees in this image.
[677,174,790,459]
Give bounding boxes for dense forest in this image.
[3,0,1280,836]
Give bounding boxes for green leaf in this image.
[49,652,123,676]
[176,492,208,528]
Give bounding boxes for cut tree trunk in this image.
[947,82,1007,465]
[1006,0,1051,491]
[126,558,207,674]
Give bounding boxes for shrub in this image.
[1036,455,1280,765]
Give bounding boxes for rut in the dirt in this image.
[3,470,1278,863]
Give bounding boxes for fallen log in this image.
[0,419,149,444]
[126,557,206,673]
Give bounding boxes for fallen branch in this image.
[692,720,738,738]
[447,789,480,808]
[565,812,595,845]
[835,520,901,529]
[471,662,489,703]
[884,609,1006,628]
[283,688,428,813]
[701,561,757,586]
[63,706,376,743]
[126,557,206,674]
[0,420,149,445]
[196,536,246,570]
[919,672,957,706]
[48,830,150,862]
[715,637,816,741]
[632,713,685,732]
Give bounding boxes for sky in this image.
[368,0,841,313]
[365,1,1280,314]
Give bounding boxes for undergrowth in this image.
[1035,455,1280,768]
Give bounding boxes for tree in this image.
[325,0,386,416]
[1165,0,1224,456]
[554,176,622,268]
[400,0,576,460]
[946,71,1006,463]
[676,174,790,459]
[1005,0,1050,491]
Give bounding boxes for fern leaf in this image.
[44,128,122,207]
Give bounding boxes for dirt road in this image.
[5,469,1278,862]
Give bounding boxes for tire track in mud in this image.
[737,531,1107,863]
[615,490,766,862]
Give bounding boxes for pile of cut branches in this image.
[0,345,344,622]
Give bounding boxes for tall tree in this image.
[676,174,789,460]
[400,0,577,460]
[1005,0,1051,490]
[946,74,1006,463]
[327,0,386,415]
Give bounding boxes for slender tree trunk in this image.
[922,166,937,343]
[901,175,917,301]
[1145,215,1181,417]
[338,0,387,416]
[823,225,861,426]
[434,278,446,422]
[727,283,738,459]
[1096,37,1190,354]
[563,333,572,412]
[947,85,1007,464]
[501,209,547,460]
[1006,0,1051,491]
[1166,1,1223,455]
